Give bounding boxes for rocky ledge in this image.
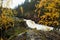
[12,29,60,40]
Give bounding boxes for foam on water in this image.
[24,19,54,31]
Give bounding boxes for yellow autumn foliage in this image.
[35,0,60,27]
[20,6,24,14]
[0,8,17,29]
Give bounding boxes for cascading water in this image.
[24,19,54,31]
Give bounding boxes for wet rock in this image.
[12,29,60,40]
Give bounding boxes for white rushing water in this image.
[24,19,54,31]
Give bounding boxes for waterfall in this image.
[24,19,54,31]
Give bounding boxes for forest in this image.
[0,0,60,40]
